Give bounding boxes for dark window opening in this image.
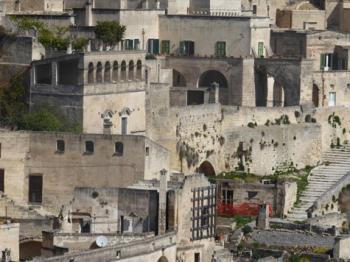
[253,5,257,15]
[29,175,42,204]
[0,169,4,192]
[56,140,65,153]
[58,59,79,85]
[248,191,258,200]
[147,39,160,54]
[35,63,52,84]
[145,147,149,156]
[85,141,94,154]
[187,91,204,105]
[115,142,124,156]
[221,189,234,204]
[194,253,200,262]
[121,117,127,135]
[0,143,2,158]
[179,41,195,56]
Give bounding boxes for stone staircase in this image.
[287,144,350,221]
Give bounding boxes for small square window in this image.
[248,191,258,200]
[115,142,124,156]
[85,141,94,154]
[56,140,65,153]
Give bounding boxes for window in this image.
[320,53,334,71]
[134,39,140,50]
[161,40,170,55]
[221,189,234,204]
[0,169,4,192]
[194,253,200,262]
[180,41,195,56]
[253,4,257,15]
[85,141,94,154]
[56,140,65,153]
[124,39,134,50]
[201,207,209,227]
[0,143,1,158]
[248,191,258,200]
[258,42,264,57]
[147,39,159,54]
[215,41,226,57]
[145,147,149,156]
[115,142,124,156]
[328,92,336,107]
[121,117,127,135]
[29,175,43,203]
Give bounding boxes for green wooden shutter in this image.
[320,54,326,70]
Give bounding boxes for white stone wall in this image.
[0,223,19,262]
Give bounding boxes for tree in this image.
[0,76,28,127]
[18,109,63,131]
[95,21,126,47]
[72,37,88,51]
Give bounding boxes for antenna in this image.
[95,236,108,248]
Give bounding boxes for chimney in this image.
[158,169,168,235]
[85,0,93,26]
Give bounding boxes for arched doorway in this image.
[158,256,169,262]
[198,161,216,177]
[198,70,228,104]
[198,70,228,88]
[312,84,319,107]
[173,69,186,87]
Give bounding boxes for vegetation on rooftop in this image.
[14,18,88,51]
[0,76,81,133]
[95,21,126,47]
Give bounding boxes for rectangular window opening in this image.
[29,175,43,204]
[85,141,94,154]
[56,140,65,153]
[0,169,4,192]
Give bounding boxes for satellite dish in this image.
[95,236,108,248]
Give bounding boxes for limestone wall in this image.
[0,223,19,261]
[0,132,168,213]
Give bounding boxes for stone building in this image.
[30,50,147,134]
[0,131,169,213]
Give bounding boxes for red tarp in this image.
[217,202,273,217]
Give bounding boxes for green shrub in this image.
[242,225,253,235]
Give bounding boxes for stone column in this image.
[158,169,168,235]
[256,203,270,229]
[266,75,275,107]
[52,62,58,86]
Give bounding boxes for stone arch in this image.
[173,69,187,87]
[136,60,142,79]
[104,61,111,82]
[128,60,134,80]
[121,60,127,81]
[88,62,94,83]
[198,70,228,88]
[198,70,228,104]
[112,61,118,82]
[96,62,103,83]
[158,256,169,262]
[198,161,216,177]
[312,84,319,107]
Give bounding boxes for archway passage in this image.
[198,70,228,88]
[198,161,216,177]
[158,256,169,262]
[198,70,228,104]
[273,82,284,107]
[312,84,319,107]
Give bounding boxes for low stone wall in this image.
[34,232,177,262]
[308,172,350,217]
[270,220,337,235]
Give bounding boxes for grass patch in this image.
[234,215,254,228]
